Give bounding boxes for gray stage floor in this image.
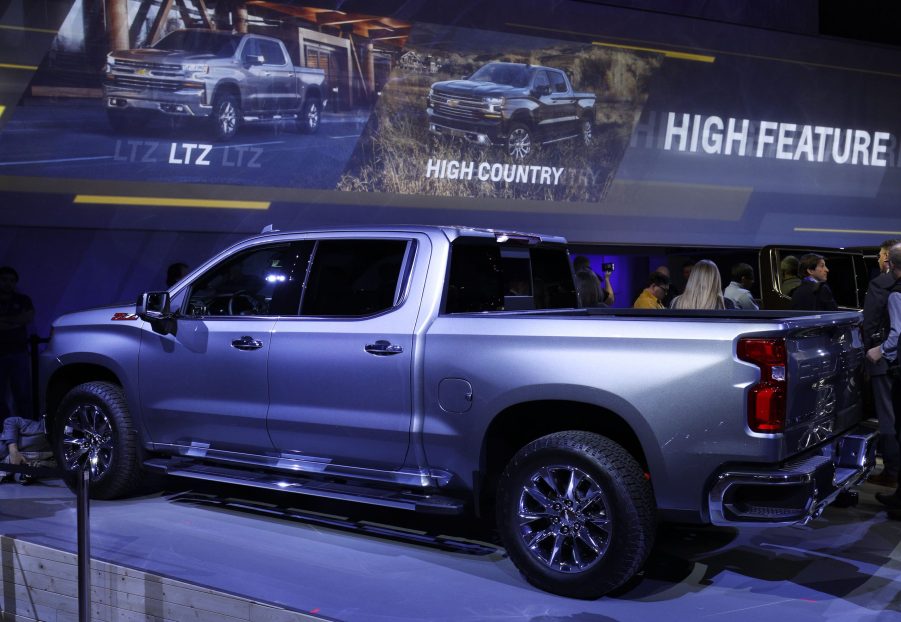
[1,475,900,622]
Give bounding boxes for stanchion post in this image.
[29,334,40,420]
[76,464,91,622]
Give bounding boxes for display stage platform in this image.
[1,476,899,622]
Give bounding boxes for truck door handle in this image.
[231,336,264,351]
[365,340,404,356]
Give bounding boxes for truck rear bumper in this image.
[707,424,877,526]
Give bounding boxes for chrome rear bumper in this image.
[708,425,877,526]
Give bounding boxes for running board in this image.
[144,458,465,515]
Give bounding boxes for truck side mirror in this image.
[244,54,264,66]
[136,291,177,336]
[534,84,550,97]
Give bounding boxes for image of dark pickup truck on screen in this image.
[102,29,326,140]
[426,62,596,161]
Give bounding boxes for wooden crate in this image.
[0,536,322,622]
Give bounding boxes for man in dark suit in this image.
[866,243,901,489]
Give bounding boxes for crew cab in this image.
[103,29,326,140]
[427,62,597,160]
[40,226,874,598]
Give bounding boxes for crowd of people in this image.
[600,242,901,513]
[575,241,901,519]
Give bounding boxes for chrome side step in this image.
[144,458,465,515]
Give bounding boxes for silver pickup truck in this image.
[39,226,875,598]
[103,29,326,139]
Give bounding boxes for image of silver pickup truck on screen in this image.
[426,62,597,161]
[103,29,326,140]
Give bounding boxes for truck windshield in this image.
[153,31,241,57]
[469,63,531,88]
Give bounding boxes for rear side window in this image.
[445,239,577,313]
[302,239,410,316]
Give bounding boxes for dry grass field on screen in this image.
[338,43,661,203]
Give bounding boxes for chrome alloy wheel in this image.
[306,102,320,131]
[218,100,237,136]
[517,465,612,573]
[507,127,532,160]
[62,403,114,478]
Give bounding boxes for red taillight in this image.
[737,337,787,433]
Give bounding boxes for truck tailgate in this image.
[784,318,865,455]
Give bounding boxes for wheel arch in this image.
[211,81,241,107]
[477,400,650,518]
[45,363,123,438]
[508,108,534,127]
[304,87,322,104]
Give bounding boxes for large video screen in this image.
[0,0,900,247]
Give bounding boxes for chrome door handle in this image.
[231,335,264,351]
[365,340,404,356]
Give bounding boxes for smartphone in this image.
[602,262,615,273]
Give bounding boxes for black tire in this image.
[54,381,143,499]
[496,431,656,599]
[210,92,240,141]
[297,98,321,134]
[505,122,534,161]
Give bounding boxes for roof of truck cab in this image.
[238,225,568,245]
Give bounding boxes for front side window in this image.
[186,242,312,317]
[533,70,551,92]
[550,71,568,93]
[257,39,286,66]
[301,239,410,317]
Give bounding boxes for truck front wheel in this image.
[505,123,533,161]
[54,381,142,499]
[297,98,321,134]
[210,93,240,141]
[496,431,656,599]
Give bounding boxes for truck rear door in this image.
[266,234,427,471]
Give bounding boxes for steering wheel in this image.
[227,290,261,316]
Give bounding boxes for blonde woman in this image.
[671,259,726,310]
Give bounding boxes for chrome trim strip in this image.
[148,442,452,487]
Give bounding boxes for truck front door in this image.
[240,37,296,114]
[138,241,312,453]
[266,235,425,471]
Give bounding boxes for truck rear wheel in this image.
[210,93,240,140]
[54,381,142,499]
[505,123,533,161]
[496,431,655,599]
[297,98,321,134]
